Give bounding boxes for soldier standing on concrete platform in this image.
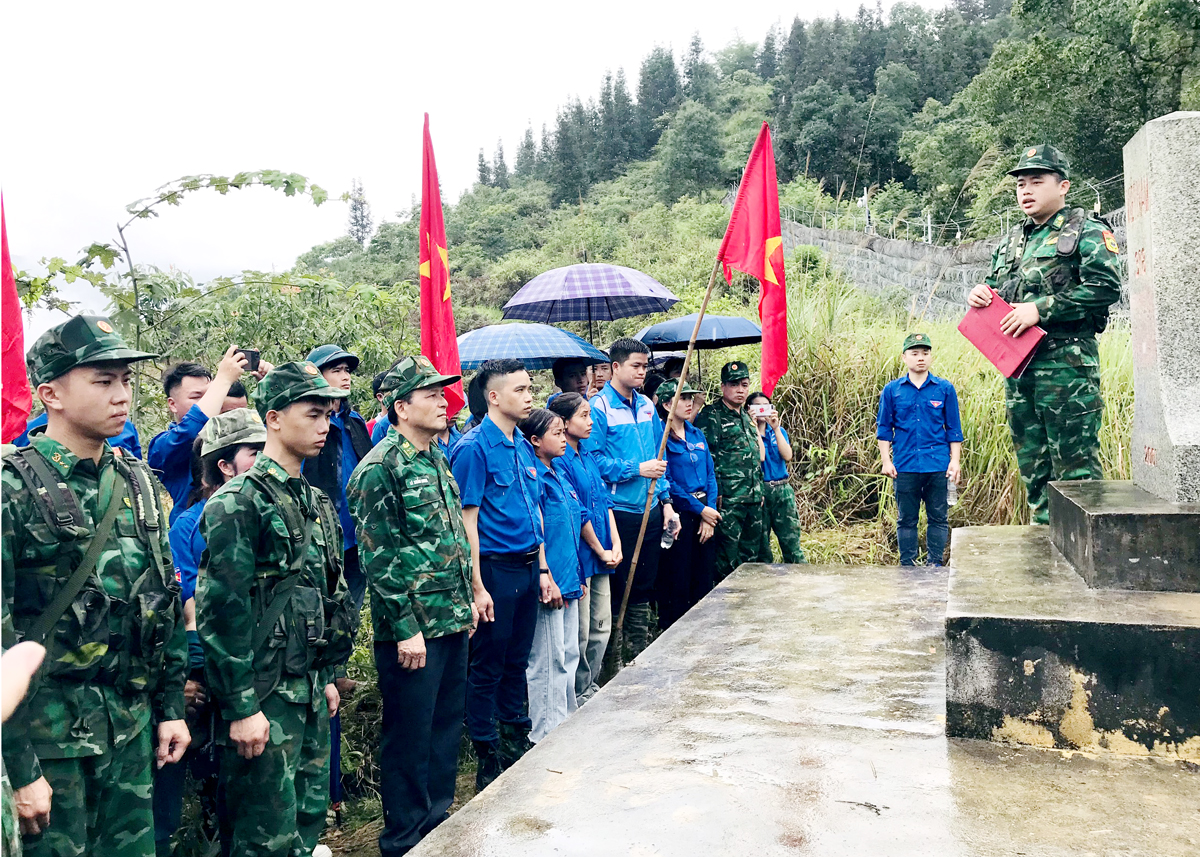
[968,144,1123,524]
[347,356,478,857]
[2,314,190,857]
[694,361,766,580]
[198,361,358,857]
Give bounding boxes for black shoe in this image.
[497,721,533,769]
[473,739,502,791]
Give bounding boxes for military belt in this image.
[765,478,790,487]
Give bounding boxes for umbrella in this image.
[502,264,680,334]
[456,323,609,371]
[635,313,762,350]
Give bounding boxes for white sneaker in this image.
[313,846,333,857]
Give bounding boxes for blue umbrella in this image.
[502,263,680,324]
[457,323,610,371]
[635,314,762,350]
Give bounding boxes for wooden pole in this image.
[613,256,723,667]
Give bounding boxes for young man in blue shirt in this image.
[149,347,263,524]
[584,338,676,662]
[877,333,964,566]
[451,358,546,791]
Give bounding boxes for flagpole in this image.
[613,256,722,668]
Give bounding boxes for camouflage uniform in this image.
[346,356,473,857]
[985,145,1123,523]
[2,315,187,857]
[197,362,356,857]
[694,362,765,580]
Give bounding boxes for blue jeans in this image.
[895,472,949,566]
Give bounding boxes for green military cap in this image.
[721,361,750,383]
[657,378,702,401]
[382,355,461,408]
[902,332,933,351]
[253,360,349,418]
[199,407,267,457]
[1008,144,1070,180]
[26,314,159,386]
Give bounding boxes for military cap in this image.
[26,314,159,386]
[253,360,349,418]
[721,361,750,383]
[199,407,267,457]
[1008,144,1070,180]
[305,344,360,373]
[657,378,701,401]
[382,355,461,408]
[902,332,933,352]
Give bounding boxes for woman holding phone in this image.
[748,392,806,564]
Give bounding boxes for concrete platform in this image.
[412,562,1199,856]
[1048,481,1200,592]
[947,526,1200,757]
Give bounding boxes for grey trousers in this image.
[574,574,612,703]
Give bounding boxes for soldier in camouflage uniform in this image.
[694,362,767,580]
[197,361,358,857]
[346,356,475,857]
[2,314,190,857]
[970,145,1123,524]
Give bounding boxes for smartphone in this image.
[235,348,260,372]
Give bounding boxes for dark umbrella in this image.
[635,313,762,350]
[457,322,609,371]
[503,263,679,340]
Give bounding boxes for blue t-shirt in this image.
[371,417,391,446]
[558,443,613,579]
[538,459,585,600]
[168,498,207,604]
[437,424,462,458]
[876,373,964,473]
[149,404,210,525]
[761,426,790,483]
[16,414,142,459]
[451,416,544,555]
[664,422,719,516]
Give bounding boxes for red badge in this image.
[1102,230,1118,253]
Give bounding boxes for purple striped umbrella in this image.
[502,263,679,325]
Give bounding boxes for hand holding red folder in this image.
[957,287,1045,378]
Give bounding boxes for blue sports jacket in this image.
[583,382,669,514]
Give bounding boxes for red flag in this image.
[718,123,788,396]
[419,114,466,416]
[1,195,32,443]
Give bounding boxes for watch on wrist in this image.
[540,568,551,574]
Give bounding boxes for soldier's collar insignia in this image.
[1053,214,1065,228]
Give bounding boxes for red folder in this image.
[957,287,1045,379]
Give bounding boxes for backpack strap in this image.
[116,453,170,587]
[249,523,314,651]
[5,446,90,540]
[244,470,306,542]
[25,468,126,645]
[1056,207,1088,257]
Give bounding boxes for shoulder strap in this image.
[249,522,313,650]
[244,470,305,541]
[116,455,169,584]
[5,446,90,540]
[1056,207,1088,257]
[25,471,127,645]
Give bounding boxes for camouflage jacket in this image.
[694,401,764,505]
[347,430,473,642]
[198,453,353,723]
[1,436,187,789]
[984,206,1123,339]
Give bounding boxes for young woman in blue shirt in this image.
[747,392,807,564]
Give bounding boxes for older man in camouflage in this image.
[347,356,478,857]
[969,144,1123,524]
[694,361,767,580]
[2,314,190,857]
[198,361,357,857]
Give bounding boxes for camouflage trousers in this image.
[220,694,330,857]
[1005,338,1104,525]
[22,724,154,857]
[715,500,764,581]
[760,482,806,564]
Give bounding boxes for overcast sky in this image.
[3,0,946,340]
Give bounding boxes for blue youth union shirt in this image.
[451,415,544,555]
[876,373,964,473]
[761,426,790,483]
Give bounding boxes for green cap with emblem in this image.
[199,407,267,457]
[253,360,349,418]
[902,332,933,352]
[721,361,750,383]
[26,314,159,385]
[381,355,461,408]
[657,378,701,401]
[1008,144,1070,180]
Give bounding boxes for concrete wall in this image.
[783,208,1129,320]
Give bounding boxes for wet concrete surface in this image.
[412,561,1200,856]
